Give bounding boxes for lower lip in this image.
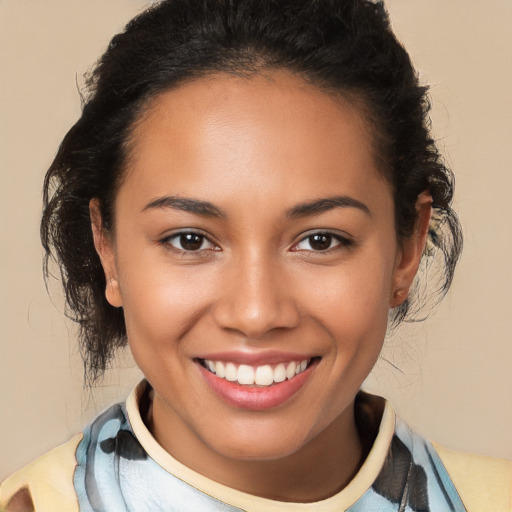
[197,361,316,411]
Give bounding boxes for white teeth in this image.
[274,363,286,383]
[215,361,225,378]
[237,364,254,385]
[255,365,274,386]
[203,358,313,387]
[286,362,297,379]
[225,362,237,382]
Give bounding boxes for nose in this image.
[212,250,301,339]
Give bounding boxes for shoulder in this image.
[0,434,82,512]
[433,442,512,512]
[0,384,145,512]
[368,397,511,512]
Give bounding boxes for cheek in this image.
[299,254,394,330]
[297,248,395,387]
[116,249,219,354]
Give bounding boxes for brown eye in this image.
[293,232,352,252]
[163,232,215,252]
[180,233,204,251]
[309,234,333,251]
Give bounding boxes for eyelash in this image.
[159,231,218,253]
[159,230,353,254]
[292,231,354,254]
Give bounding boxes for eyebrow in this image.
[142,196,226,218]
[142,194,370,219]
[286,195,371,218]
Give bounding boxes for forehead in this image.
[121,70,391,214]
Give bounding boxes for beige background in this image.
[0,0,511,480]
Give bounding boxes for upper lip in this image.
[195,350,317,366]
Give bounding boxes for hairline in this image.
[103,68,395,236]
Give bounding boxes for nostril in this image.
[212,293,301,338]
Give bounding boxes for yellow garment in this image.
[435,443,512,512]
[4,438,510,512]
[1,383,511,511]
[0,434,81,512]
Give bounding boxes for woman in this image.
[1,0,510,510]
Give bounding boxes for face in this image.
[93,71,427,473]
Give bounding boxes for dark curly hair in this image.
[41,0,463,384]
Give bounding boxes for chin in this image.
[202,416,316,462]
[214,438,304,462]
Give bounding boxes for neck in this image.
[148,394,364,503]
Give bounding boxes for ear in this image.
[90,199,123,308]
[390,191,432,308]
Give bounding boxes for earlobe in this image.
[105,276,123,308]
[391,287,407,307]
[89,199,123,308]
[390,191,433,308]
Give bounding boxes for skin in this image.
[91,70,431,502]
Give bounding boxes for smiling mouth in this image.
[197,358,320,387]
